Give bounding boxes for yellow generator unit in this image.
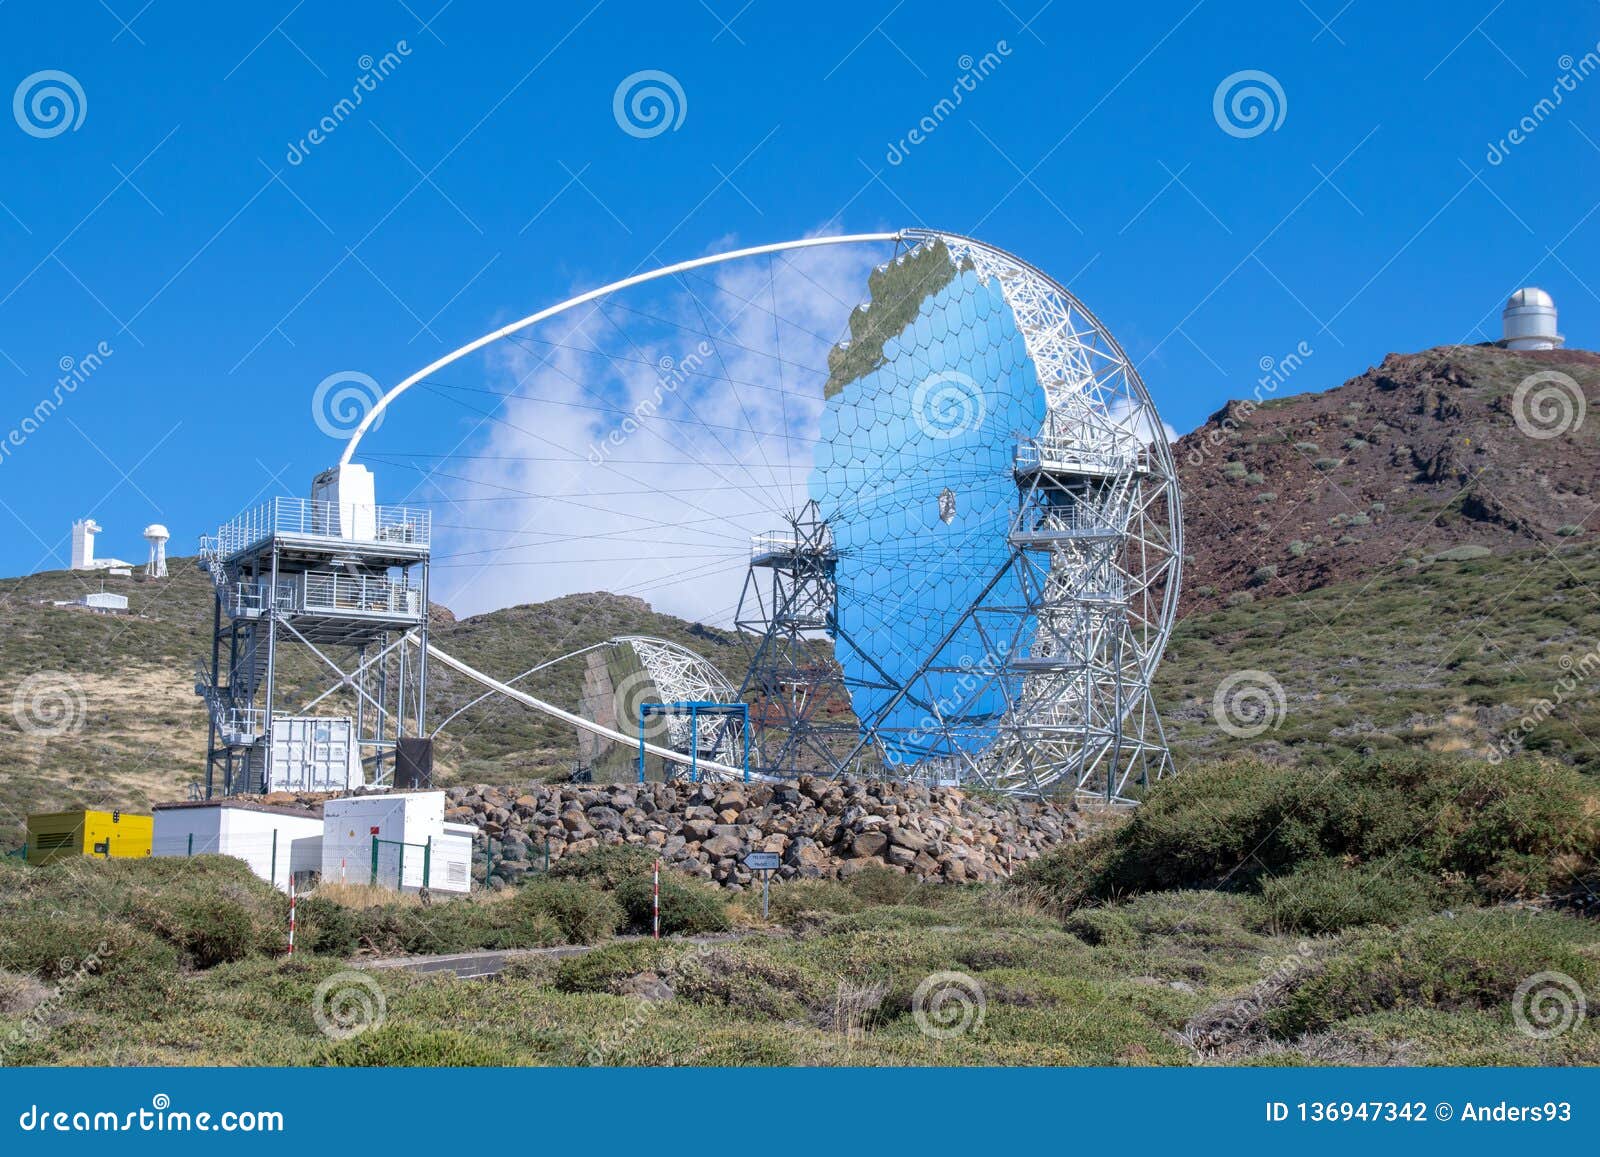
[25,810,153,866]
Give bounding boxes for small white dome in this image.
[1506,286,1554,310]
[142,524,170,539]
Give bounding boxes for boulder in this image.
[682,818,716,842]
[849,831,889,858]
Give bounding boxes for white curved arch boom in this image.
[418,637,748,778]
[340,231,903,465]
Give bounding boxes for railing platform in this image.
[211,497,431,561]
[1014,437,1154,478]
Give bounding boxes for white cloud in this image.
[427,236,884,626]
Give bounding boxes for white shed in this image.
[321,791,472,894]
[152,800,324,892]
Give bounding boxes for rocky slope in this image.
[445,775,1086,890]
[1174,344,1600,612]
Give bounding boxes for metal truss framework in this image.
[733,501,872,779]
[332,226,1180,802]
[880,231,1181,800]
[615,636,744,768]
[194,499,432,796]
[738,231,1183,801]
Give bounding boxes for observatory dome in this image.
[142,523,170,539]
[1502,286,1563,350]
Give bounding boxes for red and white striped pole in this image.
[652,858,660,941]
[286,875,297,957]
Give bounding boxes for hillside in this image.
[0,562,740,841]
[5,341,1599,840]
[1175,344,1600,612]
[1154,538,1600,776]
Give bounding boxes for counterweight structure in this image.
[194,465,431,796]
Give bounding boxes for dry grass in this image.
[310,883,427,909]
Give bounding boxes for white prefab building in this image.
[321,791,473,894]
[152,800,324,892]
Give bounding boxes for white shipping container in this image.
[267,716,364,794]
[152,802,324,892]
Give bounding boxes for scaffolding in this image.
[194,471,432,796]
[733,501,867,779]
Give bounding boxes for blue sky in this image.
[2,0,1597,614]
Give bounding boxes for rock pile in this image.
[444,776,1085,891]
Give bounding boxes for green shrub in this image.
[511,879,624,944]
[1225,591,1255,606]
[615,873,730,936]
[1431,544,1492,561]
[672,945,824,1020]
[1269,910,1600,1037]
[1557,525,1584,537]
[1259,859,1439,934]
[296,896,370,957]
[554,939,689,993]
[1250,565,1278,586]
[547,845,657,891]
[1254,492,1277,503]
[844,864,924,906]
[318,1023,520,1066]
[1013,754,1599,910]
[1287,541,1309,557]
[140,888,286,967]
[1244,471,1266,486]
[1222,461,1247,479]
[765,879,863,926]
[1293,441,1320,453]
[1314,457,1341,471]
[0,914,172,980]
